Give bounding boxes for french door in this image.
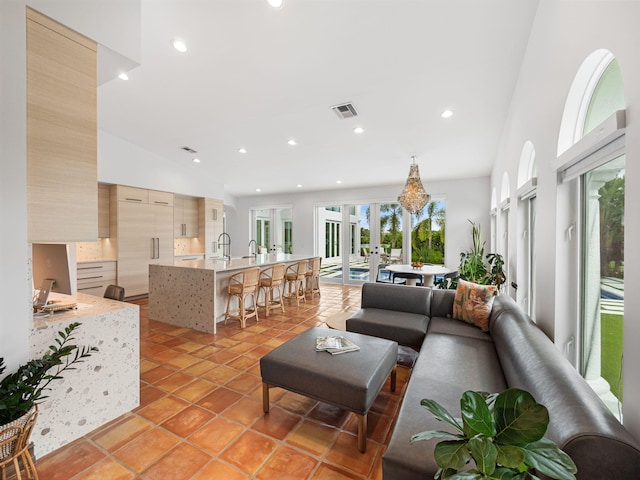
[316,203,397,285]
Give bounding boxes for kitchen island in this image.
[30,292,139,457]
[148,253,316,333]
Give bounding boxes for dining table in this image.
[386,264,457,286]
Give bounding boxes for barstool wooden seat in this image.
[0,407,39,480]
[257,263,286,317]
[305,256,321,299]
[283,260,308,306]
[224,267,260,328]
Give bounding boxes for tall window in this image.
[582,156,625,414]
[558,52,625,419]
[410,200,446,264]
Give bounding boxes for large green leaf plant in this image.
[410,389,577,480]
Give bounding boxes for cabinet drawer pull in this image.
[80,275,104,281]
[154,201,169,205]
[125,197,143,202]
[78,265,103,270]
[78,285,103,291]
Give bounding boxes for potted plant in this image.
[0,322,97,458]
[411,388,577,480]
[437,220,507,290]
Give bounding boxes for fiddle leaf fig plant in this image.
[410,389,577,480]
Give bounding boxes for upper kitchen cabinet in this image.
[174,195,199,238]
[98,183,110,238]
[27,8,98,243]
[199,198,224,258]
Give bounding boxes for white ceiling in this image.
[98,0,540,197]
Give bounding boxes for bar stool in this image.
[305,257,321,298]
[0,407,39,480]
[257,263,286,317]
[284,260,307,306]
[224,267,260,328]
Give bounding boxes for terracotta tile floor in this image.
[36,285,413,480]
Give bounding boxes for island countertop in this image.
[160,253,315,273]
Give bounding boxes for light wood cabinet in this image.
[98,184,110,238]
[27,8,98,243]
[174,195,199,238]
[113,185,174,297]
[199,198,224,258]
[77,261,116,297]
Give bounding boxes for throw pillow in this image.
[452,279,497,332]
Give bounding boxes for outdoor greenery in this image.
[412,202,445,264]
[0,322,97,424]
[411,389,577,480]
[598,176,624,277]
[601,312,623,401]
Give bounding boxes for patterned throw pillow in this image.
[452,279,498,332]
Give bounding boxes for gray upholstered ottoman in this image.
[260,326,398,452]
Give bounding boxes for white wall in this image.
[98,130,225,198]
[227,177,490,268]
[491,0,640,439]
[0,1,30,373]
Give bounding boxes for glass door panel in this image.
[346,204,372,284]
[379,203,403,264]
[582,154,624,419]
[410,201,446,265]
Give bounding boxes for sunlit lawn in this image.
[601,312,623,401]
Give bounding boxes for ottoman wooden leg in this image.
[262,383,270,413]
[357,413,367,453]
[390,364,397,392]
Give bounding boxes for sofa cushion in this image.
[427,316,492,341]
[452,279,497,331]
[347,309,429,349]
[360,282,430,315]
[382,330,507,479]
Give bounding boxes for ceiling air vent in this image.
[181,146,198,154]
[331,103,358,119]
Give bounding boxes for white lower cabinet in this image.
[76,260,116,297]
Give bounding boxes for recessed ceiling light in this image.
[297,184,302,188]
[172,38,187,53]
[287,139,297,146]
[192,158,201,163]
[336,180,342,184]
[267,0,284,8]
[353,127,364,134]
[256,188,261,192]
[441,109,454,118]
[118,72,129,81]
[238,148,247,154]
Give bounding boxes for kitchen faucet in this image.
[248,239,257,259]
[217,233,231,260]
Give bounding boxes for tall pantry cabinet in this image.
[111,186,174,297]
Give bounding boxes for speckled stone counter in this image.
[149,254,314,333]
[30,292,139,458]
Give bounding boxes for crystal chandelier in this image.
[397,156,430,214]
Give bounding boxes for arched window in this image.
[516,141,537,317]
[556,50,625,420]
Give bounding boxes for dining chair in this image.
[103,284,125,301]
[224,267,260,328]
[257,263,286,316]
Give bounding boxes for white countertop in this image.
[158,253,315,273]
[32,291,137,329]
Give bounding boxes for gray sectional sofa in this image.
[346,282,640,479]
